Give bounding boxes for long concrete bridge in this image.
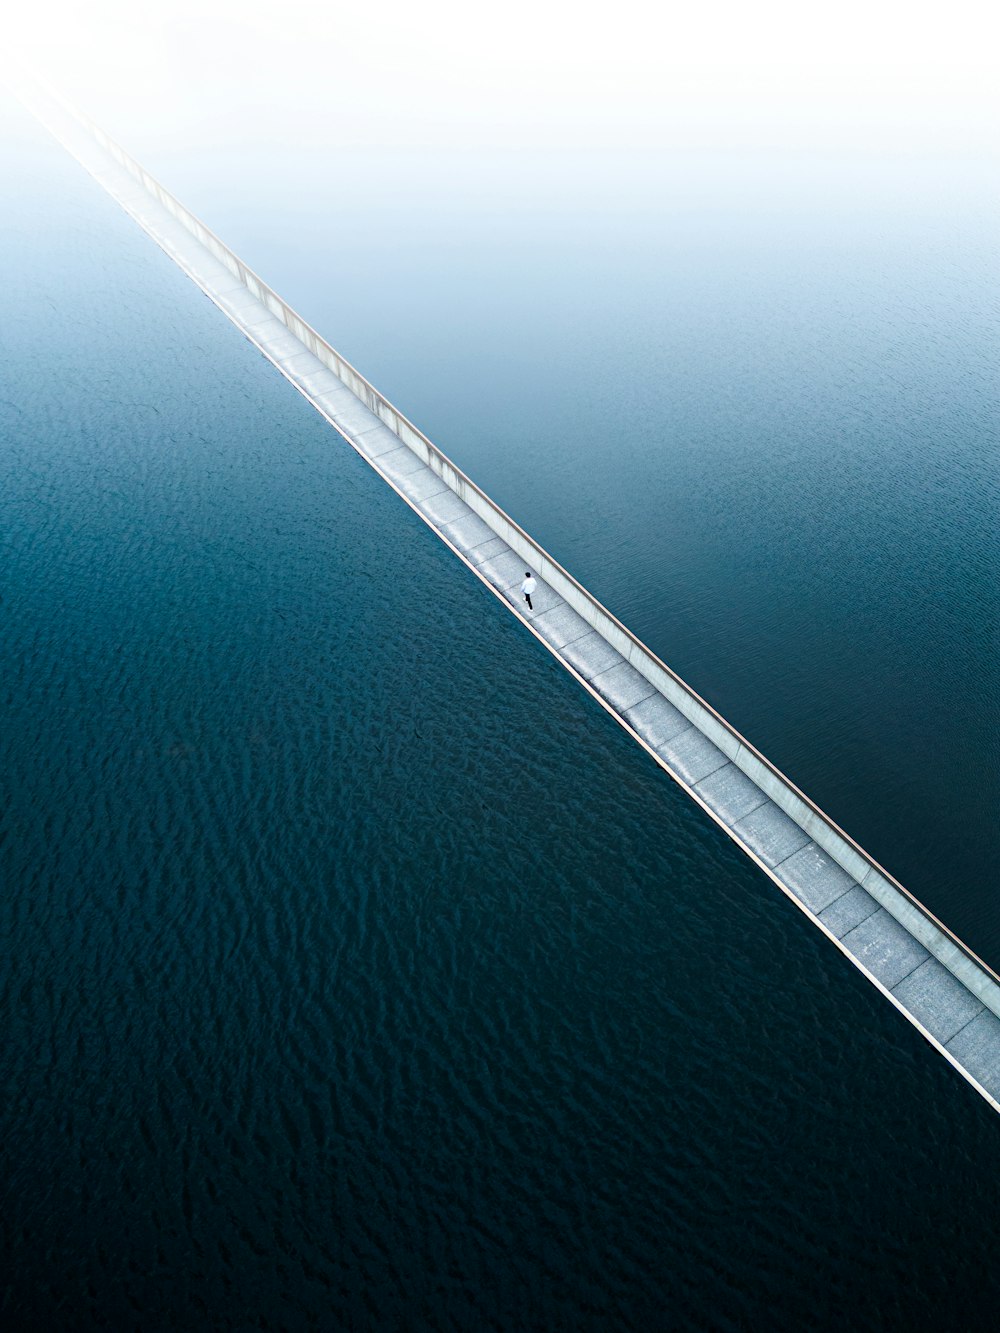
[18,77,1000,1115]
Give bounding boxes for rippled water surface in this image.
[3,102,1000,1329]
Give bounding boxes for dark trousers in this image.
[524,595,532,610]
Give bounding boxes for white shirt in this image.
[521,576,537,596]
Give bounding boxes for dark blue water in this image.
[4,102,1000,1329]
[152,141,1000,966]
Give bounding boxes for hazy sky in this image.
[9,0,998,157]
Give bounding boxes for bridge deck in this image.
[23,80,1000,1113]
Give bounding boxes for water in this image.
[4,100,1000,1328]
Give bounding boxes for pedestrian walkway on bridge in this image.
[20,76,1000,1116]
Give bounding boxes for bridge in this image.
[19,76,1000,1114]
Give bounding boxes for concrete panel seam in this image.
[944,1009,991,1047]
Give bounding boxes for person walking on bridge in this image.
[521,572,537,612]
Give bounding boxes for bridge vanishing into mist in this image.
[19,76,1000,1116]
